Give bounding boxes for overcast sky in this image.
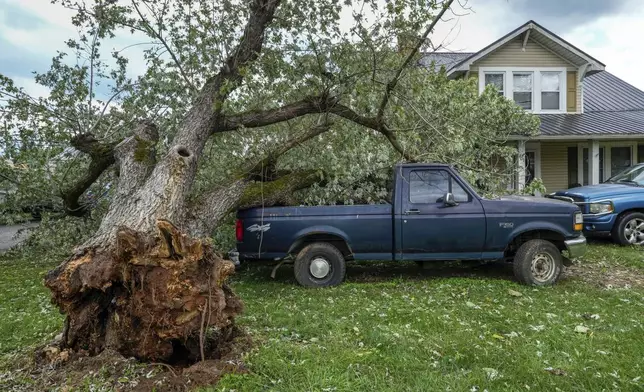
[1,0,643,97]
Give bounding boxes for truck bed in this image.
[236,204,393,260]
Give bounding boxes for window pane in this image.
[513,73,532,91]
[410,170,448,203]
[541,91,560,110]
[541,72,560,91]
[409,170,469,203]
[513,92,532,109]
[513,73,532,109]
[611,147,631,176]
[452,182,469,202]
[484,73,504,93]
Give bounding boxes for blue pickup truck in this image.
[234,163,586,287]
[550,163,644,245]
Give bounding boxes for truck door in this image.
[399,168,486,259]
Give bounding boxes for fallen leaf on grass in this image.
[574,325,590,333]
[544,367,567,376]
[508,289,523,297]
[483,367,499,380]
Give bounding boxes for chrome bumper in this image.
[564,236,587,259]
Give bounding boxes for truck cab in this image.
[234,163,586,287]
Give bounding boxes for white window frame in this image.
[512,71,534,111]
[478,67,567,114]
[540,71,563,111]
[483,72,505,97]
[576,141,638,184]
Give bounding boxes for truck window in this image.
[409,170,469,203]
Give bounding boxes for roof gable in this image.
[447,20,604,76]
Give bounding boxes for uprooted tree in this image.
[0,0,538,362]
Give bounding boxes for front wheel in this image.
[612,212,644,245]
[513,239,563,286]
[294,242,346,288]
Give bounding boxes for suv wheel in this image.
[612,211,644,245]
[294,242,346,288]
[513,239,563,286]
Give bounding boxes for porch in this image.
[515,138,644,193]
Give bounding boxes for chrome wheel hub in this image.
[531,252,556,283]
[624,218,644,245]
[310,257,331,279]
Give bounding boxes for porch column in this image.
[516,140,526,191]
[589,140,600,184]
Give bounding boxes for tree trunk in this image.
[44,120,326,362]
[45,120,245,362]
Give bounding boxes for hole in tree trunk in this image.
[176,146,191,158]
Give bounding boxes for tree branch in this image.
[219,94,338,132]
[236,169,324,210]
[375,0,454,122]
[221,97,414,161]
[60,134,117,217]
[243,121,332,181]
[131,0,197,93]
[187,121,330,236]
[170,0,282,157]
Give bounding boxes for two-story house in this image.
[421,20,644,193]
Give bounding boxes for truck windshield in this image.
[606,165,644,186]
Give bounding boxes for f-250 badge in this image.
[499,222,514,229]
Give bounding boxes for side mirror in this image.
[443,192,458,207]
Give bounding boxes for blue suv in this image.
[550,163,644,245]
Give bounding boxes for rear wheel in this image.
[612,212,644,245]
[513,239,563,286]
[294,242,346,288]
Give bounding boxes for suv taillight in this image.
[235,219,243,242]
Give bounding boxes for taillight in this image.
[235,219,243,242]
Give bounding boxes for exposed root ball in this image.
[45,219,243,362]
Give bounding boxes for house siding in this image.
[540,142,569,192]
[471,37,576,71]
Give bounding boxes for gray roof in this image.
[419,52,473,72]
[583,71,644,112]
[539,111,644,136]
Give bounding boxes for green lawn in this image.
[0,244,642,391]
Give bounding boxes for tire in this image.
[513,239,563,286]
[611,211,644,246]
[293,242,346,288]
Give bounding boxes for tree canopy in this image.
[1,0,538,228]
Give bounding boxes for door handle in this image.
[405,209,420,215]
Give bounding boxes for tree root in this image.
[44,219,243,362]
